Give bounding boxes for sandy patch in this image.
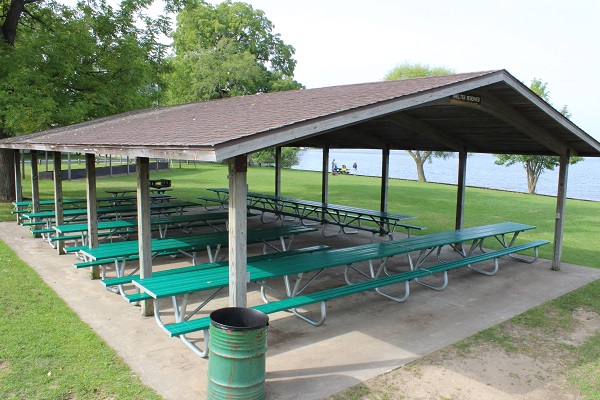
[329,308,600,399]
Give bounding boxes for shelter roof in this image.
[1,69,599,160]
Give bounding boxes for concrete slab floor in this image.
[1,220,599,399]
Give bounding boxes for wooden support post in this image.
[552,149,570,271]
[380,145,391,235]
[30,150,40,236]
[21,150,26,180]
[137,157,154,316]
[53,152,65,255]
[455,149,468,230]
[380,145,390,213]
[321,145,330,204]
[13,150,22,222]
[275,146,282,197]
[67,153,72,181]
[85,154,100,279]
[321,145,330,224]
[228,155,248,308]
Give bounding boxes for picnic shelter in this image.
[1,69,600,316]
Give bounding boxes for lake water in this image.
[292,149,600,202]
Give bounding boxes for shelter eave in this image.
[0,142,217,162]
[213,71,510,160]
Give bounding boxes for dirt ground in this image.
[330,308,600,400]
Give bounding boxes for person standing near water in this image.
[352,162,357,175]
[332,159,337,173]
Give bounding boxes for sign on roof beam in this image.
[389,113,473,152]
[451,93,481,105]
[450,90,575,157]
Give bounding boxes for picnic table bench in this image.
[78,224,318,279]
[21,201,200,229]
[149,179,171,189]
[13,194,173,216]
[145,233,548,357]
[52,211,239,248]
[102,244,331,300]
[128,222,547,356]
[206,188,424,239]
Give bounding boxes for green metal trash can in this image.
[208,307,269,399]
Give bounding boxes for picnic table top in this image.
[79,224,317,261]
[53,211,232,234]
[206,188,415,220]
[13,193,173,208]
[133,222,535,299]
[21,201,200,220]
[106,188,173,195]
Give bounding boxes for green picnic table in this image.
[78,224,318,279]
[12,194,173,215]
[129,222,548,357]
[53,211,247,246]
[206,188,424,238]
[21,201,200,228]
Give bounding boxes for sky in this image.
[60,0,600,141]
[210,0,600,140]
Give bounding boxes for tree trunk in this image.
[525,160,543,194]
[407,150,432,182]
[1,0,27,45]
[1,0,31,200]
[416,161,426,182]
[0,148,16,201]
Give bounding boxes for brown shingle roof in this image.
[1,70,599,159]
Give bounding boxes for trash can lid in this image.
[210,307,269,331]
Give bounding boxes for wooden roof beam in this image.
[387,113,476,152]
[440,90,576,156]
[341,128,390,149]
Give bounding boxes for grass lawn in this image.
[1,163,599,398]
[0,240,161,399]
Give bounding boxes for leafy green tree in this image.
[251,147,300,168]
[384,62,455,182]
[385,61,455,80]
[165,0,303,103]
[494,78,583,194]
[0,0,170,200]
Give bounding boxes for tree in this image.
[406,150,454,183]
[494,78,583,194]
[384,62,455,182]
[165,0,303,103]
[251,147,300,168]
[0,0,170,200]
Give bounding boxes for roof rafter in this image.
[386,113,476,152]
[439,90,576,157]
[341,127,389,149]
